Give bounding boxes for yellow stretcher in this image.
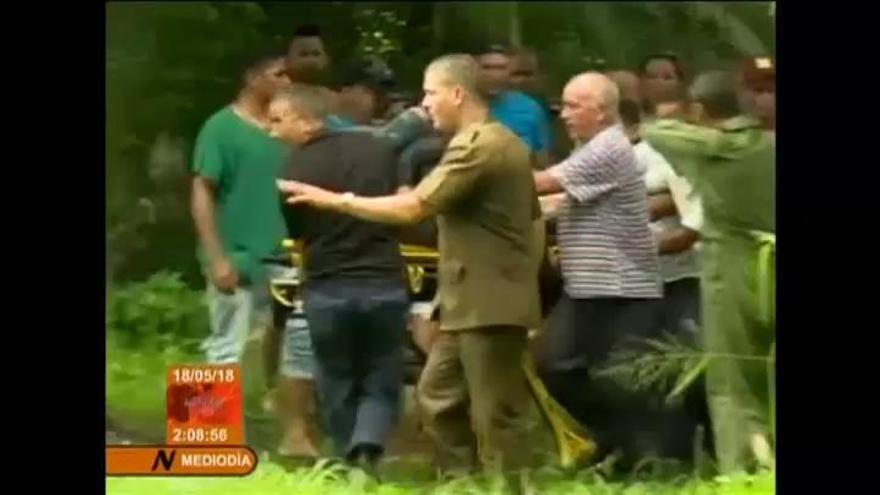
[269,239,596,468]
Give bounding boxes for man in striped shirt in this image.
[533,72,665,465]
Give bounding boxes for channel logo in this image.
[106,445,258,476]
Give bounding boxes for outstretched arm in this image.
[277,180,431,225]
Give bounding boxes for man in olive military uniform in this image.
[277,54,542,474]
[644,70,776,474]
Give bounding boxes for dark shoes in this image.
[346,443,383,481]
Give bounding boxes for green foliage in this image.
[354,6,407,57]
[105,272,210,438]
[596,335,774,405]
[597,335,777,467]
[106,332,200,438]
[107,2,275,285]
[106,2,774,285]
[597,335,712,403]
[106,271,207,351]
[106,460,775,494]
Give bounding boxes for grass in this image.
[106,459,775,495]
[106,321,775,495]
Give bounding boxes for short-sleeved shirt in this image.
[191,106,288,284]
[490,90,552,153]
[637,140,704,282]
[413,120,542,331]
[280,131,405,283]
[548,125,662,299]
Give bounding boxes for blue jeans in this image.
[201,265,316,379]
[304,278,409,458]
[201,280,271,364]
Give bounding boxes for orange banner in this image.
[166,364,243,446]
[106,446,258,476]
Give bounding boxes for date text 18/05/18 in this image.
[170,366,237,385]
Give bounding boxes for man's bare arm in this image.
[191,176,225,261]
[648,193,678,222]
[191,176,239,291]
[534,169,564,195]
[657,227,700,255]
[278,180,431,225]
[339,191,432,225]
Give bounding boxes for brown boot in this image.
[276,377,322,458]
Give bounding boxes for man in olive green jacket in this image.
[644,70,775,474]
[277,54,542,474]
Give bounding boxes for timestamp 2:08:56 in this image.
[172,367,236,384]
[171,427,229,443]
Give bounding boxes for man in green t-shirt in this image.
[644,71,775,474]
[190,51,321,457]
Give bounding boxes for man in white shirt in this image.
[620,99,703,339]
[620,99,709,459]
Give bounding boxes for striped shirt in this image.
[548,125,662,299]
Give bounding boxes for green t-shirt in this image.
[643,115,775,240]
[191,106,288,285]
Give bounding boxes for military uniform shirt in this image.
[414,120,542,331]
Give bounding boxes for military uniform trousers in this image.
[416,326,533,473]
[702,235,775,473]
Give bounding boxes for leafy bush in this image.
[106,271,207,351]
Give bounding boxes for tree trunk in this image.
[509,1,521,47]
[432,2,446,51]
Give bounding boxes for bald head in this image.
[425,54,488,103]
[560,72,620,142]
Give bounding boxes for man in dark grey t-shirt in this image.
[268,85,408,475]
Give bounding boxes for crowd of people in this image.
[189,23,776,479]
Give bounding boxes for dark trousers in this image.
[662,278,713,456]
[304,278,409,458]
[538,294,669,463]
[662,278,702,342]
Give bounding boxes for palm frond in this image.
[597,334,774,404]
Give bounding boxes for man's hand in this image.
[648,193,677,222]
[211,256,239,293]
[539,193,566,219]
[277,180,341,211]
[411,315,441,355]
